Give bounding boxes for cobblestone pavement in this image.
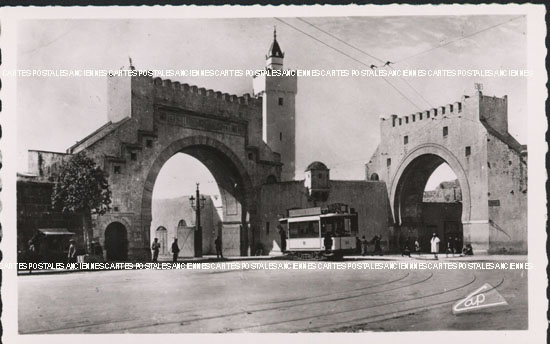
[18,256,528,333]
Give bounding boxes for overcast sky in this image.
[16,16,527,198]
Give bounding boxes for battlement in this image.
[381,100,464,128]
[145,76,263,108]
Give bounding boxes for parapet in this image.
[380,99,464,128]
[144,75,263,109]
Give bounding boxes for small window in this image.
[146,139,153,148]
[387,158,391,167]
[405,117,409,124]
[113,206,119,212]
[266,222,270,235]
[130,152,137,161]
[412,115,416,122]
[399,118,402,126]
[278,97,284,106]
[318,173,323,179]
[443,126,448,137]
[419,113,423,120]
[160,113,166,120]
[404,136,409,145]
[248,152,254,160]
[465,146,471,156]
[114,166,121,174]
[280,132,282,141]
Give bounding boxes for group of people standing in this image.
[150,235,224,263]
[356,235,384,256]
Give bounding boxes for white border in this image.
[0,4,546,344]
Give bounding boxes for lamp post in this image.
[189,183,206,258]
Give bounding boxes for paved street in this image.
[18,257,528,333]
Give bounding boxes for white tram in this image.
[279,203,358,259]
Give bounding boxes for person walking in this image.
[446,236,454,258]
[171,238,180,263]
[215,235,223,259]
[360,236,368,256]
[324,231,333,253]
[279,226,287,253]
[414,238,421,256]
[372,235,383,256]
[430,233,440,260]
[67,239,77,264]
[28,240,37,274]
[151,238,161,262]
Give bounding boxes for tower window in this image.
[465,146,471,156]
[443,126,449,137]
[387,158,391,167]
[278,97,284,106]
[404,136,409,145]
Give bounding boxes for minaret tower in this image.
[253,28,298,181]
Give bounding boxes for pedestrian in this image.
[360,235,368,256]
[430,233,440,260]
[67,239,77,264]
[454,236,461,255]
[414,238,421,256]
[446,236,454,258]
[324,231,333,253]
[401,237,411,257]
[171,238,180,263]
[151,237,160,262]
[27,240,36,274]
[463,243,474,256]
[215,235,223,259]
[355,236,361,255]
[372,235,382,256]
[279,226,287,253]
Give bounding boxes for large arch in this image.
[141,136,256,256]
[390,144,471,227]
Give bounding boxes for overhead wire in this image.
[393,16,525,64]
[295,17,434,108]
[274,17,423,111]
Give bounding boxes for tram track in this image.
[307,277,506,332]
[223,273,480,332]
[101,272,434,333]
[250,272,410,306]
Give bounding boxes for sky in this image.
[16,16,527,198]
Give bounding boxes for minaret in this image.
[266,28,284,70]
[253,28,298,181]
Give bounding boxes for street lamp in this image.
[189,183,206,257]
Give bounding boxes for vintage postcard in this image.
[0,4,546,344]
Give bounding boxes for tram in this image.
[278,203,358,260]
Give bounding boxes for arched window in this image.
[177,220,187,228]
[370,173,380,181]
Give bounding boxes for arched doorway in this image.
[392,151,467,253]
[105,222,128,261]
[155,226,168,255]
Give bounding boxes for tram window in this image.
[289,221,319,238]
